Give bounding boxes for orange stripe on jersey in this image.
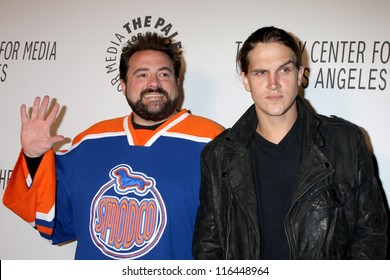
[63,110,223,148]
[3,149,56,224]
[36,224,54,236]
[72,116,126,146]
[167,110,224,139]
[128,109,224,146]
[127,111,189,146]
[131,129,157,146]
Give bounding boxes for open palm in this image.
[20,96,65,158]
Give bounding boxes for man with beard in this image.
[3,33,224,260]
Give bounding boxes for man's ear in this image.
[120,79,126,95]
[241,72,251,92]
[297,66,304,86]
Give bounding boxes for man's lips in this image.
[142,92,166,100]
[266,95,283,101]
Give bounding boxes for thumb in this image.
[49,135,66,146]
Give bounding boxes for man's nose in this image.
[148,73,161,88]
[268,73,280,90]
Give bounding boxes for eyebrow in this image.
[251,59,295,73]
[133,66,173,75]
[279,60,294,69]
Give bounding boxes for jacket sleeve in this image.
[193,149,224,259]
[3,149,57,240]
[348,130,388,259]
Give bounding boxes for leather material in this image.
[193,96,388,259]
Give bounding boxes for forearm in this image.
[3,149,56,224]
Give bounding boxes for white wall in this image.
[0,0,389,259]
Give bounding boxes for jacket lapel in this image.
[292,97,335,202]
[223,105,260,227]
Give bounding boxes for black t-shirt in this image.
[250,115,306,259]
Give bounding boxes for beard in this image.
[126,87,179,122]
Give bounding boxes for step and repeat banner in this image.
[1,0,389,259]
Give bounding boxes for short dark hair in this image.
[237,26,302,74]
[119,32,182,82]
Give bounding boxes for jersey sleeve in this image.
[3,149,56,240]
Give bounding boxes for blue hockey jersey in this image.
[3,109,224,259]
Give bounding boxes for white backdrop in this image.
[1,0,389,259]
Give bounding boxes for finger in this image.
[46,102,61,125]
[30,96,41,119]
[20,104,28,124]
[38,95,50,119]
[49,135,66,146]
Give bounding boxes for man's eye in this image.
[160,72,171,78]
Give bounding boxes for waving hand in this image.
[20,96,65,158]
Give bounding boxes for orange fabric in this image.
[168,111,224,139]
[132,129,157,146]
[3,149,56,229]
[2,109,224,238]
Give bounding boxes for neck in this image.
[132,111,177,127]
[256,107,298,144]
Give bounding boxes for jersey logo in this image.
[89,164,167,259]
[113,168,152,195]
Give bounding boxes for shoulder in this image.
[316,113,362,134]
[72,116,127,145]
[201,128,230,154]
[186,113,224,130]
[169,110,225,139]
[314,113,368,150]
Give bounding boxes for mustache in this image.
[140,87,168,96]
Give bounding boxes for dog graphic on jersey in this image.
[89,164,167,259]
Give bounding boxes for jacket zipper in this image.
[225,192,233,260]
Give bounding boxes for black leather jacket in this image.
[193,97,388,259]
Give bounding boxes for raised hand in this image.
[20,96,65,158]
